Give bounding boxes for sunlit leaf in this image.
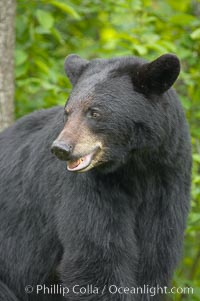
[49,1,80,19]
[191,28,200,40]
[36,9,54,30]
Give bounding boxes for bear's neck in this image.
[58,156,150,287]
[75,153,151,211]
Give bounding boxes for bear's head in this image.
[51,53,180,173]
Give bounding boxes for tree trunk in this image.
[0,0,15,131]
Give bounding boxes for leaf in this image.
[100,27,117,42]
[166,0,190,12]
[15,64,29,78]
[193,154,200,164]
[189,212,200,224]
[15,49,28,66]
[36,9,54,30]
[180,96,192,110]
[17,78,42,88]
[49,1,80,19]
[169,13,196,26]
[51,27,64,44]
[35,59,49,74]
[191,28,200,40]
[133,45,147,55]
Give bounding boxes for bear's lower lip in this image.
[67,150,97,172]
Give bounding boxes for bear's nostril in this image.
[51,141,72,161]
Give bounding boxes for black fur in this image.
[0,280,19,301]
[0,54,191,301]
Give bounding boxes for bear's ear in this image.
[64,54,89,85]
[133,54,180,94]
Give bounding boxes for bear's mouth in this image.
[67,148,99,172]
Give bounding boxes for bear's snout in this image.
[51,140,73,161]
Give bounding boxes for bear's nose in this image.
[51,140,73,161]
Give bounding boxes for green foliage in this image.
[15,0,200,299]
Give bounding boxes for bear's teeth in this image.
[66,149,97,172]
[67,159,81,169]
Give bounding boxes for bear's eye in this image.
[91,112,100,118]
[87,109,101,119]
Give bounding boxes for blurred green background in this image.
[15,0,200,300]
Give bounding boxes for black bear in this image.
[0,53,191,301]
